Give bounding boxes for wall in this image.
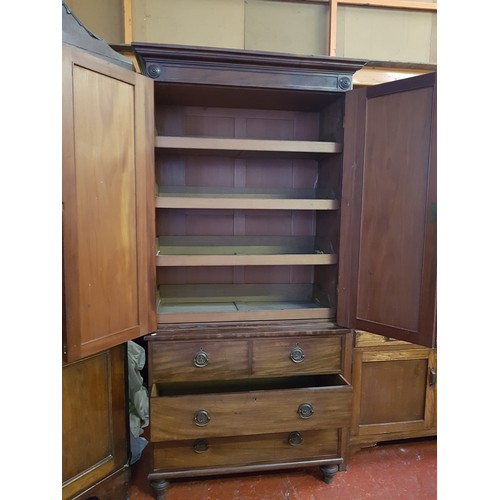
[130,0,328,56]
[63,0,436,65]
[336,4,436,64]
[64,0,124,45]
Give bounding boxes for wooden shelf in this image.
[155,136,342,157]
[156,187,339,210]
[156,236,337,266]
[156,284,332,323]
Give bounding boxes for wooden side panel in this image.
[338,73,436,347]
[62,45,155,361]
[62,345,128,499]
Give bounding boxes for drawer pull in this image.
[290,345,305,363]
[193,409,211,426]
[297,403,314,419]
[193,349,209,368]
[193,438,209,453]
[288,431,303,446]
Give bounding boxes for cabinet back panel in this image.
[156,105,320,141]
[156,210,316,237]
[156,154,319,189]
[154,84,345,113]
[156,266,315,285]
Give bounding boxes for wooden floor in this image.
[129,437,437,499]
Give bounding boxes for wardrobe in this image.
[62,34,436,500]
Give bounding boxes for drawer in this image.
[149,339,249,383]
[150,374,352,442]
[252,336,343,376]
[152,428,341,470]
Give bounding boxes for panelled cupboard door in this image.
[62,345,128,499]
[350,346,437,440]
[337,73,436,347]
[62,45,156,362]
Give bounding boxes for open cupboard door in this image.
[337,73,436,348]
[62,45,156,362]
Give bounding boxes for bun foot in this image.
[150,478,169,500]
[320,464,339,484]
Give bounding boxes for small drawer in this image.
[149,339,249,383]
[150,374,352,442]
[252,336,343,377]
[152,429,341,470]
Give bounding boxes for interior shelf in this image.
[156,186,339,210]
[156,284,332,323]
[156,236,337,266]
[155,136,342,157]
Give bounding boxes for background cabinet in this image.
[62,12,154,497]
[349,331,437,453]
[62,346,129,499]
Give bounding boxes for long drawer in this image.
[152,428,341,470]
[150,374,352,442]
[149,335,344,383]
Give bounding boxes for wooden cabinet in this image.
[62,35,154,499]
[130,43,364,497]
[349,332,437,453]
[129,43,436,499]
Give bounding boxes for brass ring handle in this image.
[290,345,305,363]
[193,349,209,368]
[193,409,211,426]
[193,438,209,453]
[297,403,314,419]
[288,431,303,446]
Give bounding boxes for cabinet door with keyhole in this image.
[350,344,436,447]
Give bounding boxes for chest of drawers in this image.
[146,322,352,496]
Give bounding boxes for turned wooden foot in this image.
[150,479,169,500]
[320,464,339,484]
